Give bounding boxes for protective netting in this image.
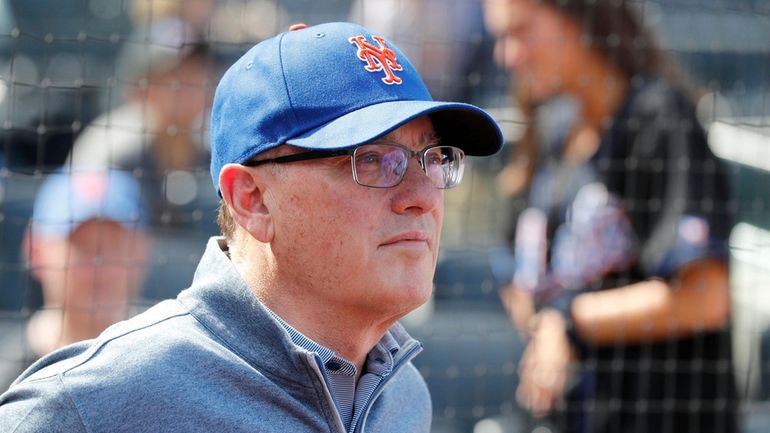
[0,1,768,432]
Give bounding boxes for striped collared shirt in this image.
[268,310,401,432]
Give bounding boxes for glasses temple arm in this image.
[243,148,353,166]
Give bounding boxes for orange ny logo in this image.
[348,35,404,85]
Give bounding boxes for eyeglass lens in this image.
[352,144,465,189]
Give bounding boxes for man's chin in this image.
[376,272,432,298]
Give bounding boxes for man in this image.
[0,169,150,391]
[67,16,217,301]
[0,22,502,432]
[67,16,213,226]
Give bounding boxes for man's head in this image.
[209,22,502,195]
[209,22,502,321]
[118,17,212,133]
[26,170,151,330]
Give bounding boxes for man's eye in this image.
[426,153,447,166]
[357,151,382,165]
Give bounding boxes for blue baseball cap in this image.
[31,170,148,238]
[210,21,503,195]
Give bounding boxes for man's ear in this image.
[219,163,275,242]
[23,225,57,285]
[22,225,42,280]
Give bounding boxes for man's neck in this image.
[260,291,393,376]
[230,240,398,375]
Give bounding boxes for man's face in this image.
[484,0,584,103]
[33,220,149,325]
[148,57,211,131]
[265,116,443,322]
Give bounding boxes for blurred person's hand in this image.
[499,283,536,338]
[516,309,574,417]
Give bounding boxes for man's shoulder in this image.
[68,102,151,168]
[0,299,232,431]
[0,300,196,431]
[0,318,35,392]
[0,378,88,433]
[14,300,193,384]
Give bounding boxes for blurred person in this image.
[67,17,216,303]
[499,92,587,337]
[0,169,150,391]
[349,0,496,105]
[494,80,542,201]
[0,22,503,432]
[484,1,738,432]
[130,0,214,32]
[67,16,214,227]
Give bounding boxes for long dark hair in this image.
[540,0,676,81]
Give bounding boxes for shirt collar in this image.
[265,307,403,377]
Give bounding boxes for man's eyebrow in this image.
[378,131,441,146]
[424,132,442,145]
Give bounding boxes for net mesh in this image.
[0,1,768,432]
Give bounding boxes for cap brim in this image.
[286,100,503,156]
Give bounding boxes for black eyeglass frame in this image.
[242,141,465,189]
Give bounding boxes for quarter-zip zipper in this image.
[306,353,347,433]
[351,341,423,433]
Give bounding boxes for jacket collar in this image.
[177,237,422,383]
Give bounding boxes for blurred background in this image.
[0,1,767,432]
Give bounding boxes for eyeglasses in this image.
[243,141,466,189]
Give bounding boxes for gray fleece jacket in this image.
[0,237,432,433]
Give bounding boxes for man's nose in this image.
[390,157,442,215]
